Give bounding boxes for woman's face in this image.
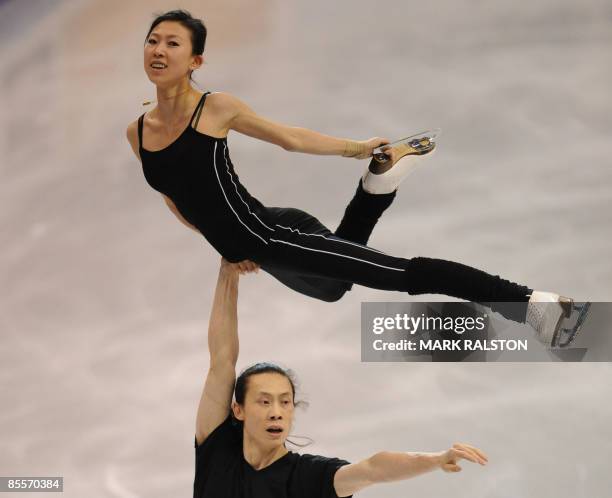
[233,372,295,447]
[143,21,201,85]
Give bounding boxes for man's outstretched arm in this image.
[334,443,488,496]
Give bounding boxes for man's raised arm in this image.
[195,258,258,445]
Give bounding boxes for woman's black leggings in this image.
[257,180,532,322]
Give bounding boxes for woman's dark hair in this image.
[145,10,207,81]
[233,362,312,448]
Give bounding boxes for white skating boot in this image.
[362,129,438,194]
[526,291,591,348]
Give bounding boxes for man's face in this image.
[234,372,295,447]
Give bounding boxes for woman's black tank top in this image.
[137,92,273,262]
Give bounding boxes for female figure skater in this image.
[194,257,488,497]
[126,10,586,347]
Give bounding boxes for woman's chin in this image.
[145,71,179,86]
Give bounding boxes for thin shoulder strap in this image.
[137,113,145,149]
[191,91,212,129]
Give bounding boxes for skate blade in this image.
[553,302,592,348]
[372,128,441,162]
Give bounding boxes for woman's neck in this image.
[153,82,199,123]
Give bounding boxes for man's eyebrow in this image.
[258,391,292,396]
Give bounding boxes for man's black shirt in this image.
[194,415,352,498]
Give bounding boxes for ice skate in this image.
[526,292,592,348]
[362,128,440,194]
[555,301,592,348]
[371,128,440,173]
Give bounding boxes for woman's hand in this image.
[344,137,390,160]
[220,258,260,276]
[438,443,488,472]
[363,137,390,158]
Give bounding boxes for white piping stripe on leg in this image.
[275,224,386,255]
[213,142,268,245]
[269,238,405,272]
[221,143,274,232]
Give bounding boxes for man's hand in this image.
[438,443,488,472]
[220,258,260,276]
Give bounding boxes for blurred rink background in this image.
[1,0,612,496]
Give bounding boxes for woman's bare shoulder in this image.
[207,91,247,112]
[125,117,142,161]
[207,92,258,128]
[126,118,138,136]
[204,92,247,132]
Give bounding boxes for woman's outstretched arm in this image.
[333,443,488,497]
[194,258,259,445]
[209,92,388,159]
